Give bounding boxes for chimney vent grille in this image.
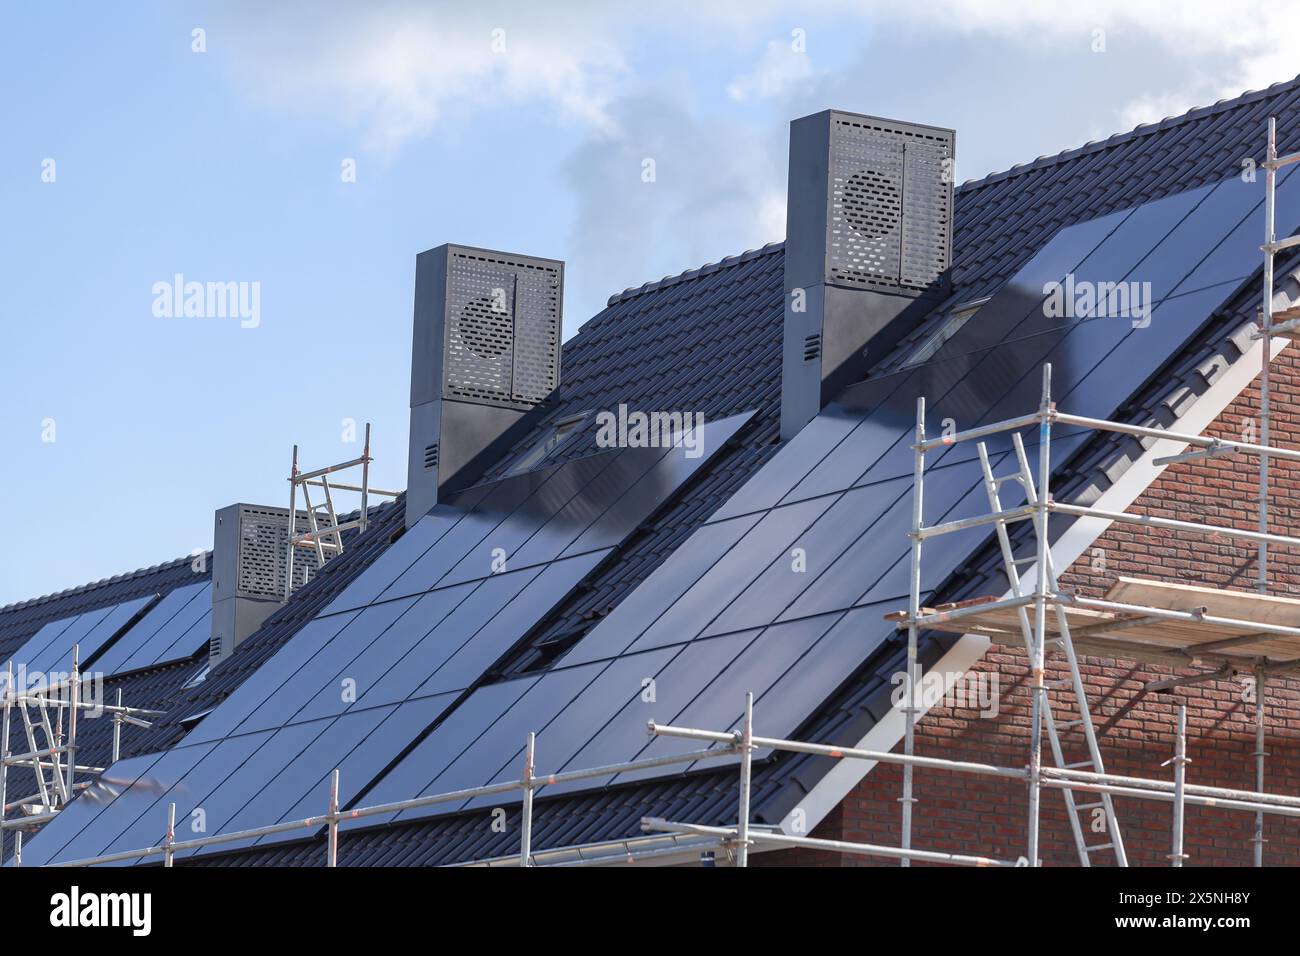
[443,250,561,409]
[827,115,952,292]
[236,505,319,599]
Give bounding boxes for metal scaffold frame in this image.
[1249,114,1300,863]
[885,333,1300,866]
[26,681,1300,868]
[896,366,1131,866]
[284,422,400,600]
[885,115,1300,868]
[1,651,163,865]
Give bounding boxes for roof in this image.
[0,555,207,659]
[8,74,1300,867]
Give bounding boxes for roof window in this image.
[505,412,589,476]
[903,296,990,367]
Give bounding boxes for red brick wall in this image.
[771,350,1300,867]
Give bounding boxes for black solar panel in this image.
[24,744,208,867]
[351,599,902,822]
[23,413,753,865]
[6,617,78,673]
[5,594,160,679]
[92,581,212,676]
[225,693,459,857]
[618,603,893,783]
[194,551,610,744]
[353,666,596,829]
[325,411,755,615]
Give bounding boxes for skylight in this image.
[903,296,990,367]
[505,412,589,476]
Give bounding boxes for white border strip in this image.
[777,632,990,836]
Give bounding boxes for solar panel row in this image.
[324,411,755,616]
[21,414,754,865]
[355,600,895,827]
[350,169,1300,827]
[92,581,212,676]
[5,594,160,679]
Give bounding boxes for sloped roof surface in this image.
[0,557,207,662]
[0,557,211,859]
[9,75,1300,866]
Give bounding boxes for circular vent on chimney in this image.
[843,169,902,241]
[458,295,513,360]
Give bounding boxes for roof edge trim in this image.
[957,73,1300,192]
[0,551,212,615]
[605,242,784,308]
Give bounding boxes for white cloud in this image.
[209,1,627,153]
[204,0,1300,325]
[209,1,834,153]
[1118,88,1206,130]
[864,0,1300,128]
[211,1,1300,157]
[727,38,816,101]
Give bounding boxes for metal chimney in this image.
[781,110,955,439]
[405,244,563,528]
[209,503,321,664]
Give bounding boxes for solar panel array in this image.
[20,413,752,864]
[4,594,159,679]
[92,581,213,676]
[347,169,1300,827]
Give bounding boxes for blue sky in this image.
[1,0,1294,604]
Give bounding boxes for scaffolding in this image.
[0,651,164,864]
[1249,115,1300,862]
[882,114,1300,868]
[886,358,1300,866]
[284,422,400,600]
[26,681,1300,868]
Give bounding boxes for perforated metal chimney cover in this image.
[236,505,317,599]
[827,113,953,292]
[443,248,562,409]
